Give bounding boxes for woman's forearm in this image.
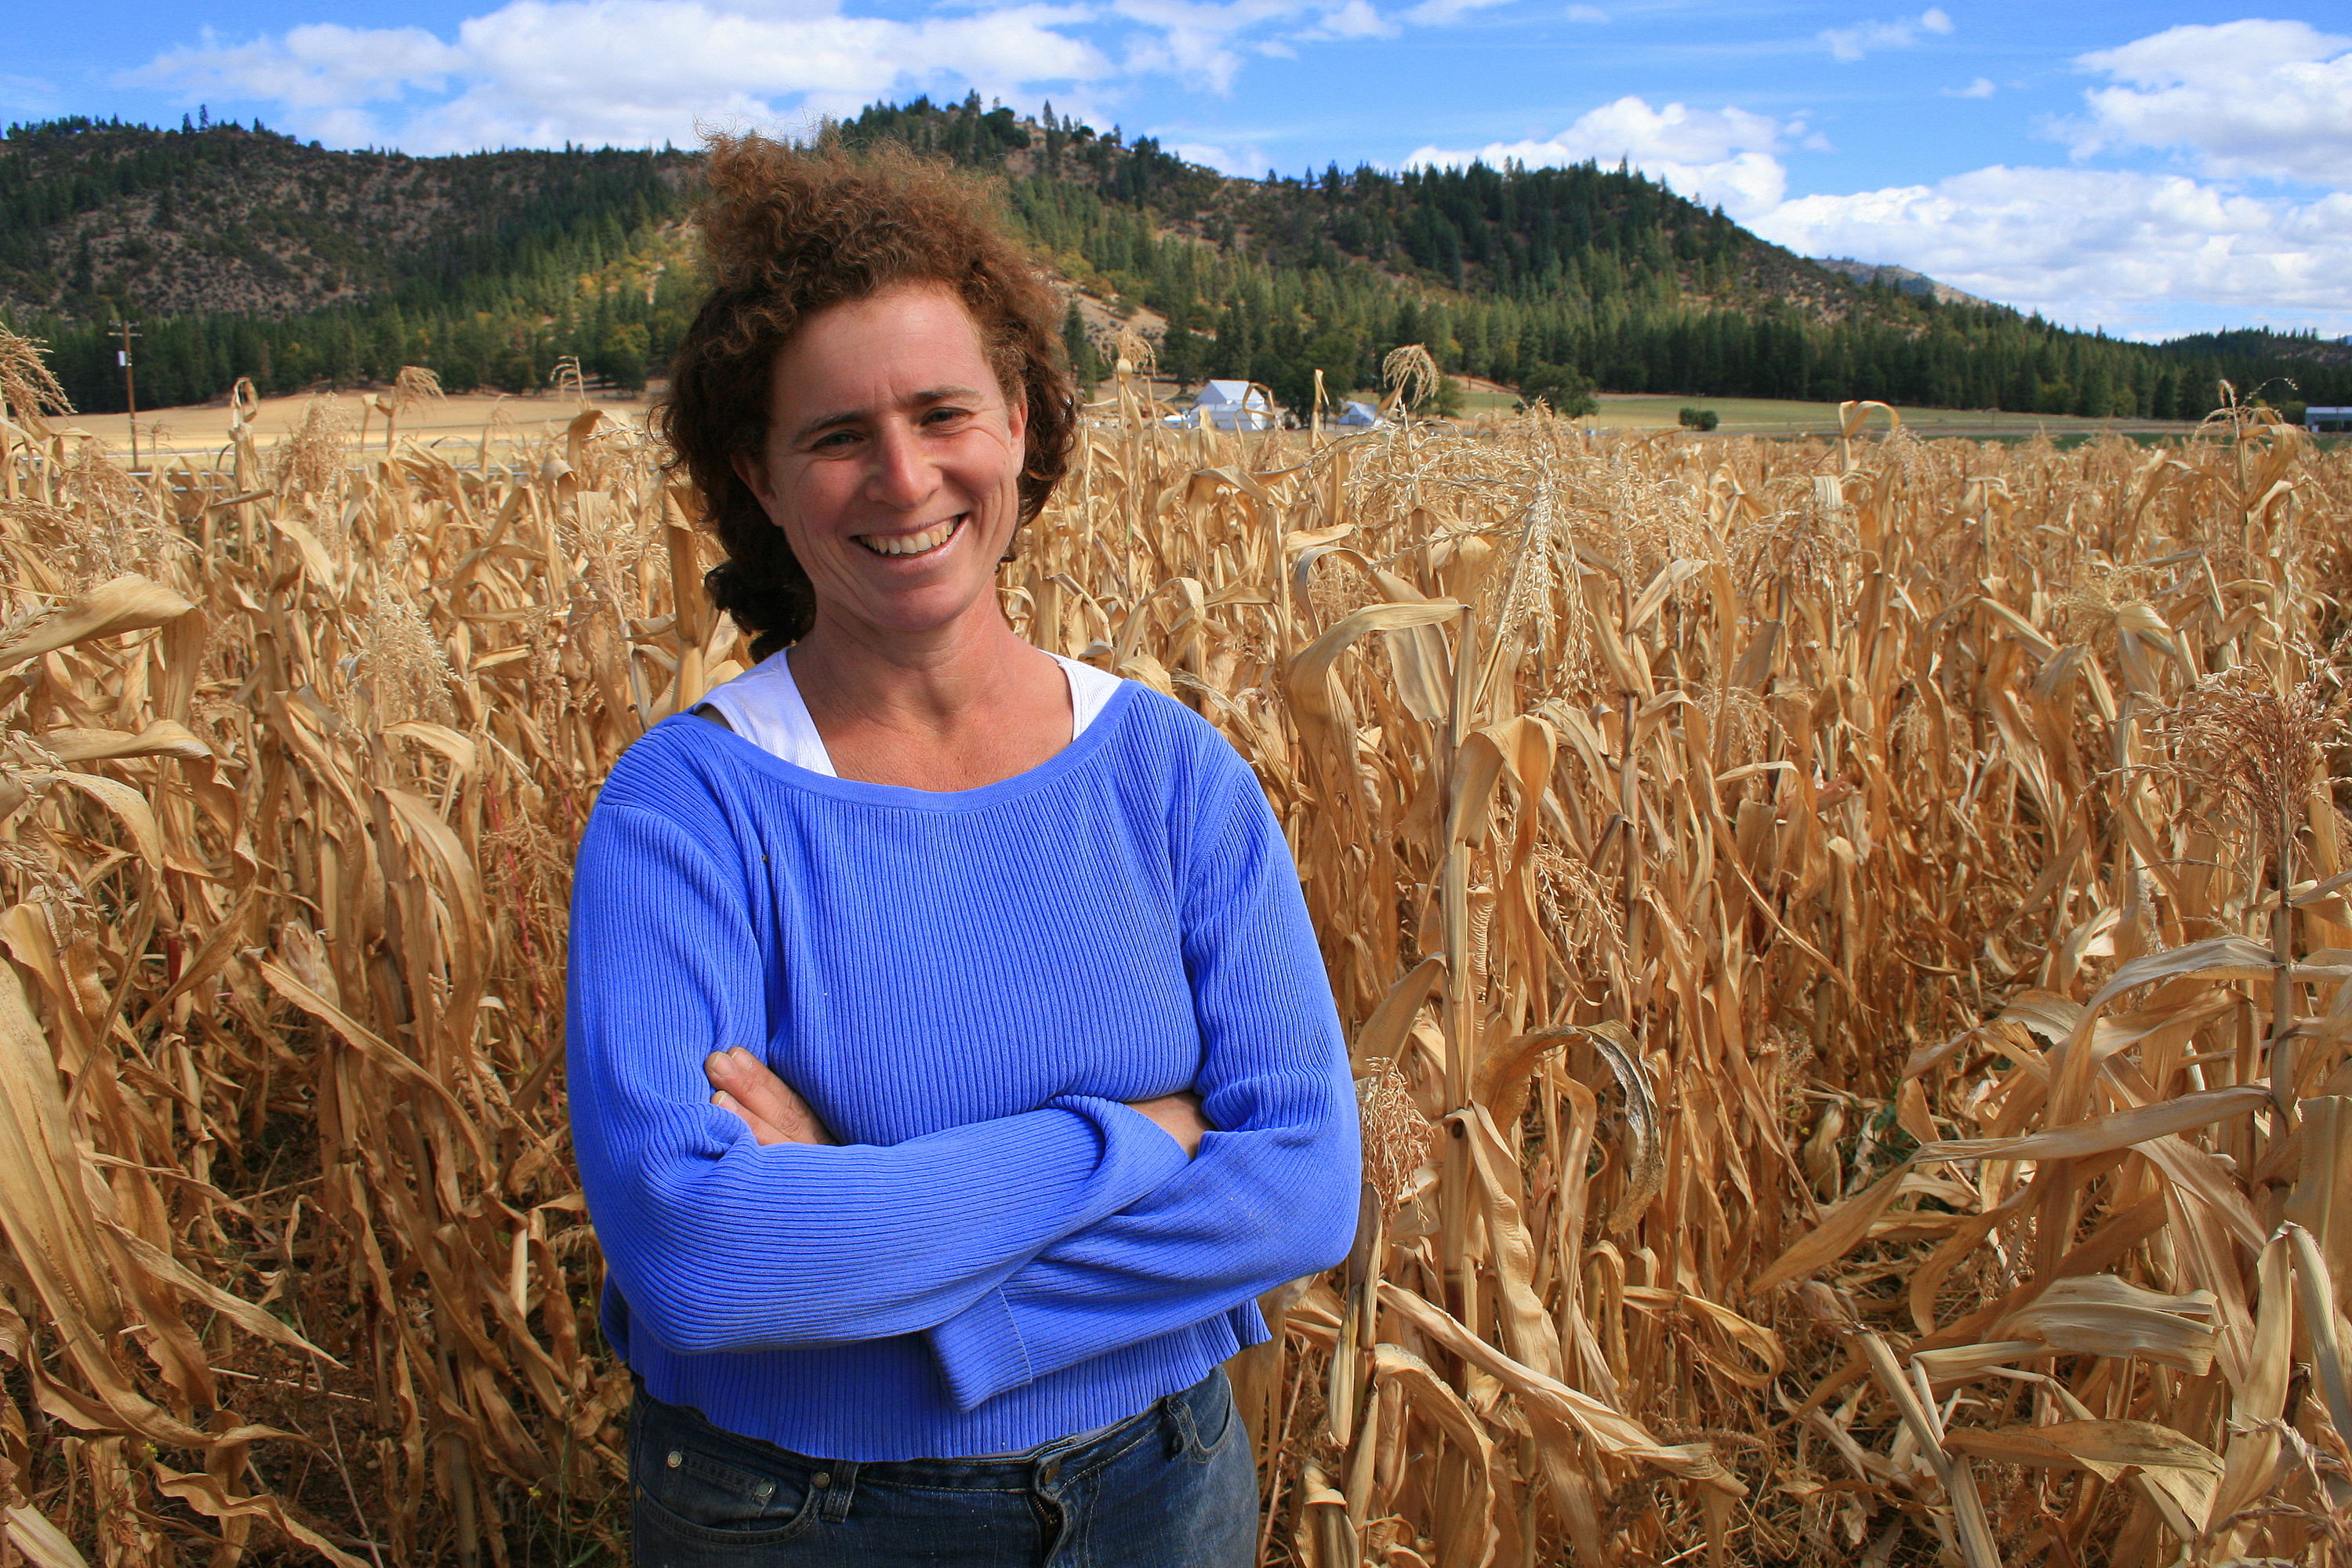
[927,1054,1359,1404]
[706,1045,1209,1158]
[577,1091,1192,1353]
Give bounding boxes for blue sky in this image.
[10,1,2350,339]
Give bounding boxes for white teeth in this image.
[859,518,960,557]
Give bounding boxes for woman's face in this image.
[735,283,1029,646]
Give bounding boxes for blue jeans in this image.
[626,1368,1258,1566]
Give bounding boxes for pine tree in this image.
[1062,299,1101,397]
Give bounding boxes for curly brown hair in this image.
[658,134,1077,660]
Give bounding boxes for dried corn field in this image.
[0,327,2348,1568]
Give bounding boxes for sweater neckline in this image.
[661,677,1144,812]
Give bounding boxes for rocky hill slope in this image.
[1,117,692,326]
[7,103,2346,419]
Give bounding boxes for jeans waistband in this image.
[963,1414,1126,1465]
[630,1368,1226,1493]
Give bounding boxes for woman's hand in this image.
[706,1047,837,1146]
[1126,1091,1209,1157]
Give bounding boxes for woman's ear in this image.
[1004,381,1029,448]
[731,450,780,519]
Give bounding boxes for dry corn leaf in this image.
[1748,1158,1913,1297]
[36,721,212,763]
[0,575,193,668]
[2286,1095,2352,1316]
[1370,1345,1500,1568]
[1381,1279,1746,1497]
[1941,1419,2221,1475]
[2,1505,89,1568]
[1999,1274,2218,1374]
[1915,1083,2270,1163]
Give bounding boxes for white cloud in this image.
[126,0,1512,139]
[1564,3,1606,19]
[1115,0,1350,92]
[1,73,62,116]
[134,24,467,110]
[1171,138,1272,175]
[1945,76,1994,98]
[1404,69,2352,338]
[2071,19,2352,188]
[1407,96,1793,218]
[1115,0,1444,88]
[1751,165,2352,336]
[1820,8,1953,63]
[1318,0,1398,36]
[1403,0,1511,26]
[128,0,1116,151]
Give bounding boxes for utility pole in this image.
[110,320,140,470]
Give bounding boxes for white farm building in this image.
[1164,380,1276,431]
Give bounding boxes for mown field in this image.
[0,331,2348,1568]
[53,382,2223,475]
[1444,390,2208,441]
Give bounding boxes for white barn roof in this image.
[1194,380,1265,408]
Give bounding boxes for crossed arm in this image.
[706,1046,1213,1156]
[569,739,1359,1407]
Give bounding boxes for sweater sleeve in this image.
[565,800,1192,1357]
[927,742,1361,1408]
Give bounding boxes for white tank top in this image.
[697,647,1126,775]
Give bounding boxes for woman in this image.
[564,135,1360,1566]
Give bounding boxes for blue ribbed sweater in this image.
[564,681,1359,1461]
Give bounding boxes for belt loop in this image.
[818,1460,858,1523]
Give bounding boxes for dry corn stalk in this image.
[0,325,2348,1566]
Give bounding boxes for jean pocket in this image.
[1175,1369,1238,1463]
[631,1414,823,1552]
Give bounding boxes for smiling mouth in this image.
[856,516,964,557]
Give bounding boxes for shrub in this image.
[1516,361,1597,417]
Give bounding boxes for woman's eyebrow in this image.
[791,386,986,442]
[792,408,864,441]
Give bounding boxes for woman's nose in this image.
[865,423,935,507]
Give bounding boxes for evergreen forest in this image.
[5,100,2347,422]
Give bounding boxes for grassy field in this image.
[1439,387,2210,440]
[3,335,2350,1567]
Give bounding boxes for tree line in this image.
[983,111,2351,418]
[3,118,695,412]
[13,223,697,412]
[6,102,2347,422]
